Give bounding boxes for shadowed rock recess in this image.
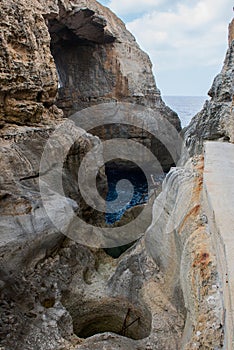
[0,0,233,349]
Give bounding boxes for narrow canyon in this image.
[0,1,233,349]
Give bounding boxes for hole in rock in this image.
[104,241,136,259]
[62,142,165,228]
[41,297,55,308]
[104,241,137,259]
[71,299,152,340]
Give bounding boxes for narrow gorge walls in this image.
[0,0,233,349]
[0,1,185,349]
[45,0,181,171]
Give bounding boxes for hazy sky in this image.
[98,0,233,96]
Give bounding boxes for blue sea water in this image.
[105,168,149,224]
[105,169,164,225]
[163,96,207,128]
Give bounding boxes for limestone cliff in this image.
[0,0,233,349]
[0,1,183,349]
[0,0,180,171]
[146,156,225,349]
[0,0,59,125]
[0,0,180,127]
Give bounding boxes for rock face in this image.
[0,0,59,125]
[183,22,234,156]
[0,121,106,275]
[41,0,179,121]
[0,0,181,127]
[0,1,184,349]
[146,156,225,349]
[0,235,184,350]
[229,18,234,46]
[0,0,233,349]
[0,0,181,170]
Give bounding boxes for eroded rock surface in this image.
[0,120,106,271]
[0,119,183,350]
[0,236,184,350]
[0,0,181,128]
[0,0,181,171]
[0,0,59,125]
[0,0,183,349]
[146,156,225,349]
[0,0,233,349]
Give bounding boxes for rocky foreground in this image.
[0,1,233,349]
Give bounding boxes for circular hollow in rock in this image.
[72,299,152,340]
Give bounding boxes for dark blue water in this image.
[163,96,207,127]
[105,166,165,224]
[105,167,148,224]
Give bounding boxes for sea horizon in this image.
[163,95,208,127]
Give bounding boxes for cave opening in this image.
[104,241,137,259]
[47,15,116,116]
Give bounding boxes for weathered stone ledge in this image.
[203,141,234,348]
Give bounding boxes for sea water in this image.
[163,96,207,127]
[105,167,148,224]
[105,169,164,225]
